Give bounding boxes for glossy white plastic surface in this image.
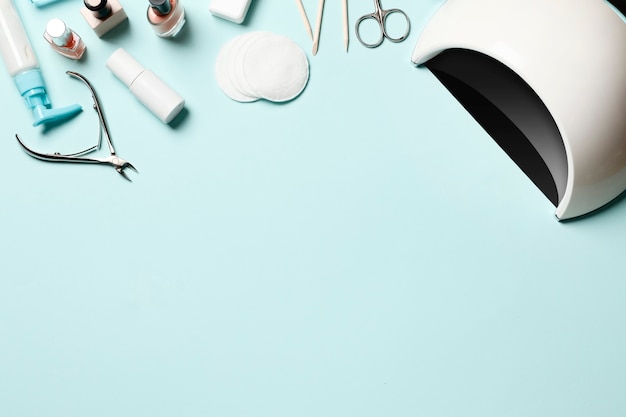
[0,0,38,76]
[209,0,252,24]
[412,0,626,220]
[106,48,184,124]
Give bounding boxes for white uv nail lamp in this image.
[411,0,626,220]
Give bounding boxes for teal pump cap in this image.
[29,0,68,7]
[14,69,82,126]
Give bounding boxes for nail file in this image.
[209,0,252,24]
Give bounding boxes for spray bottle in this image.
[0,0,81,126]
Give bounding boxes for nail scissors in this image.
[355,0,410,48]
[15,71,137,181]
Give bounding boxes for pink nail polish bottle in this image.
[147,0,186,38]
[81,0,128,38]
[43,19,86,60]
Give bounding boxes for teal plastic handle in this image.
[29,0,67,7]
[14,69,82,126]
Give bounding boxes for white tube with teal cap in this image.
[0,0,81,126]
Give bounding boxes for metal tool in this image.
[15,70,137,181]
[355,0,410,48]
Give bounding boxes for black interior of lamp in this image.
[425,49,568,206]
[606,0,626,18]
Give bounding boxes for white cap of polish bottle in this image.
[106,48,185,124]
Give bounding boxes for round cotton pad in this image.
[233,31,272,97]
[231,31,269,99]
[242,33,309,102]
[215,32,309,103]
[215,34,258,102]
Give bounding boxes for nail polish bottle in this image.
[43,19,86,60]
[147,0,186,38]
[80,0,128,38]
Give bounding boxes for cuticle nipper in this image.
[15,70,137,181]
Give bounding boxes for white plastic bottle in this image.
[0,0,81,126]
[106,48,185,124]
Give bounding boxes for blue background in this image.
[1,0,626,416]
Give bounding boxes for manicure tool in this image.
[296,0,313,40]
[312,0,324,55]
[355,0,410,48]
[343,0,349,51]
[16,71,137,181]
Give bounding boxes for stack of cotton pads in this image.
[215,31,310,103]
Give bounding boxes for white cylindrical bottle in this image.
[0,0,82,125]
[106,48,185,124]
[0,0,38,76]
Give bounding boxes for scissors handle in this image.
[355,13,385,48]
[381,8,410,43]
[355,4,410,48]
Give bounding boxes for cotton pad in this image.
[231,32,267,99]
[215,34,259,102]
[215,36,252,102]
[214,31,309,103]
[242,33,309,102]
